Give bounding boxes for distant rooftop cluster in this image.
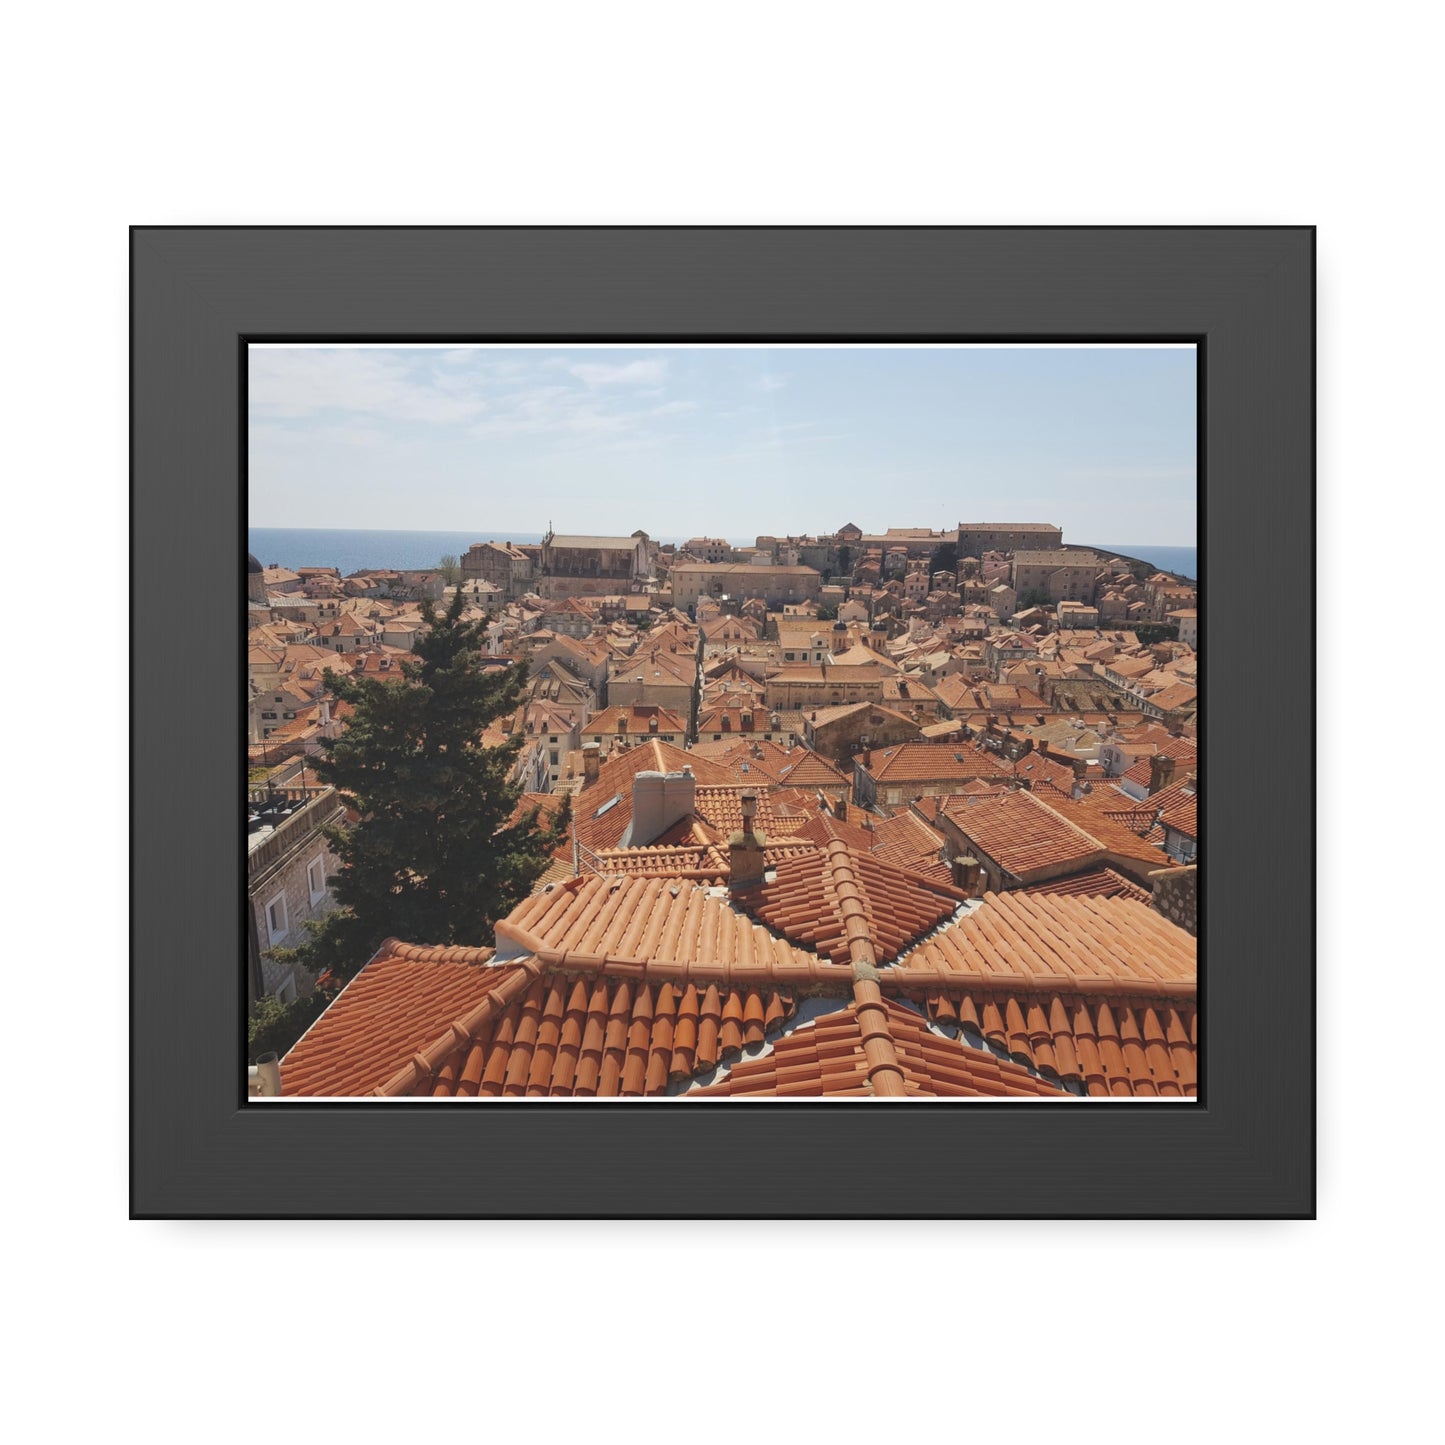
[247,516,1198,1098]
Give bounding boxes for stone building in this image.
[683,537,732,563]
[669,561,822,611]
[461,540,532,598]
[763,662,889,712]
[606,645,697,716]
[247,784,347,1003]
[1011,550,1104,605]
[957,522,1063,556]
[247,552,268,606]
[535,530,654,599]
[803,702,923,764]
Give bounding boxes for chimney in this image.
[629,768,696,846]
[834,794,848,822]
[1149,753,1177,796]
[729,791,767,894]
[582,743,600,786]
[951,854,982,896]
[247,1052,282,1097]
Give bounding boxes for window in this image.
[307,856,327,904]
[265,892,289,943]
[275,973,297,1005]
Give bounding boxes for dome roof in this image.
[247,553,264,574]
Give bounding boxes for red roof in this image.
[280,863,1196,1099]
[895,891,1197,1096]
[939,790,1105,879]
[690,996,1065,1098]
[734,841,965,965]
[1019,867,1151,903]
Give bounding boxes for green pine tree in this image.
[267,588,570,987]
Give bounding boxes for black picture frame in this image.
[132,226,1314,1219]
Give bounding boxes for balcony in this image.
[246,785,341,864]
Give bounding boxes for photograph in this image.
[245,341,1200,1101]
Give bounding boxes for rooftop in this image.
[280,881,1196,1099]
[733,840,966,966]
[940,789,1105,878]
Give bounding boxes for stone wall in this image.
[247,793,347,1000]
[1150,864,1198,935]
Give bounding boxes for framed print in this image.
[131,226,1314,1217]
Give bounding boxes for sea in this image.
[248,527,1197,582]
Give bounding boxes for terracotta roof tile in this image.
[868,809,947,872]
[890,891,1197,1096]
[690,997,1065,1098]
[1018,867,1151,903]
[568,742,734,852]
[861,741,1015,784]
[500,874,847,981]
[734,840,965,966]
[279,941,512,1097]
[580,705,689,738]
[940,789,1105,879]
[281,858,1194,1099]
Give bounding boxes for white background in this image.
[7,3,1429,1441]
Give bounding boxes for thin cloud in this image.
[249,349,489,424]
[565,359,669,388]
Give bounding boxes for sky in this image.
[248,344,1197,545]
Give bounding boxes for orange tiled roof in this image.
[868,808,945,862]
[705,738,850,791]
[866,811,956,889]
[789,811,880,852]
[1018,867,1151,903]
[939,790,1105,879]
[501,874,837,976]
[1121,737,1197,788]
[1047,787,1173,872]
[1151,776,1199,839]
[507,792,569,830]
[734,840,965,966]
[581,704,688,738]
[690,995,1066,1098]
[861,741,1012,784]
[893,890,1197,1096]
[569,741,734,852]
[612,647,696,686]
[282,857,1195,1099]
[280,943,507,1097]
[690,785,805,839]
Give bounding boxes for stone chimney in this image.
[629,768,696,846]
[1149,753,1177,796]
[582,743,600,786]
[951,853,982,895]
[729,791,767,894]
[833,794,848,822]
